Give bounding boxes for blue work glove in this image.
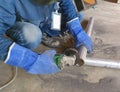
[5,43,60,74]
[67,18,93,53]
[27,50,60,74]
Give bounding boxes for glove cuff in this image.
[4,42,38,71]
[4,43,16,64]
[67,17,83,36]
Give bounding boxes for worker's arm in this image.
[0,0,16,61]
[0,0,77,74]
[59,0,93,53]
[58,0,77,21]
[0,0,61,74]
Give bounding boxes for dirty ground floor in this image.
[0,0,120,92]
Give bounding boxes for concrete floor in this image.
[0,0,120,92]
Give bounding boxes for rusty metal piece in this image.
[64,48,84,66]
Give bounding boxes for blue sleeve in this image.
[59,0,78,21]
[0,0,16,61]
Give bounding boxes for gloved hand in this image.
[27,50,61,74]
[67,17,93,53]
[5,43,60,74]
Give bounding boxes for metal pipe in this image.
[85,58,120,69]
[78,17,94,60]
[78,17,120,69]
